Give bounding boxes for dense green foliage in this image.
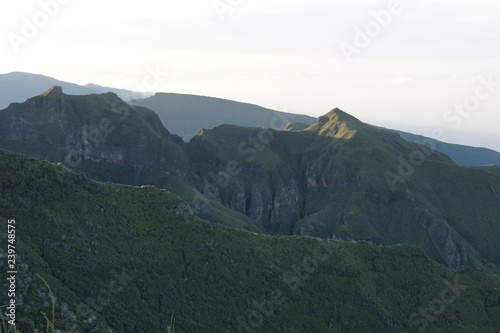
[1,149,500,332]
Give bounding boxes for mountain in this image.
[84,83,153,101]
[4,72,498,167]
[128,93,317,141]
[1,88,500,277]
[391,129,500,166]
[130,91,500,167]
[186,109,500,274]
[288,122,500,167]
[129,92,500,166]
[1,148,499,332]
[0,72,150,109]
[0,86,264,233]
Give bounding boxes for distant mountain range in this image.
[129,92,318,141]
[129,92,500,167]
[1,87,500,276]
[391,129,500,167]
[0,72,151,109]
[2,72,500,167]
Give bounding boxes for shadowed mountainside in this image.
[1,148,499,332]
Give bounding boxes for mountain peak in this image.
[316,108,365,130]
[324,107,361,123]
[307,108,365,139]
[38,85,63,98]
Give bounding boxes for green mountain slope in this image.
[1,149,499,332]
[129,93,317,141]
[186,109,500,274]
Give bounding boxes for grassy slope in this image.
[1,149,500,332]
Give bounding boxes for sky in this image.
[1,0,499,151]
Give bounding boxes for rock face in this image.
[427,220,468,269]
[0,86,187,177]
[202,176,300,233]
[0,86,69,144]
[232,180,302,234]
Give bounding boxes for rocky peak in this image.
[34,85,65,104]
[306,108,366,139]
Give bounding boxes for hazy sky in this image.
[1,0,499,150]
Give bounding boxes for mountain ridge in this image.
[129,92,318,141]
[0,86,265,234]
[1,87,500,275]
[3,71,500,166]
[390,128,500,166]
[0,72,151,109]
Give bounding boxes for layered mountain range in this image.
[0,72,151,109]
[130,92,500,166]
[1,86,500,331]
[3,72,500,166]
[1,87,500,275]
[129,92,317,141]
